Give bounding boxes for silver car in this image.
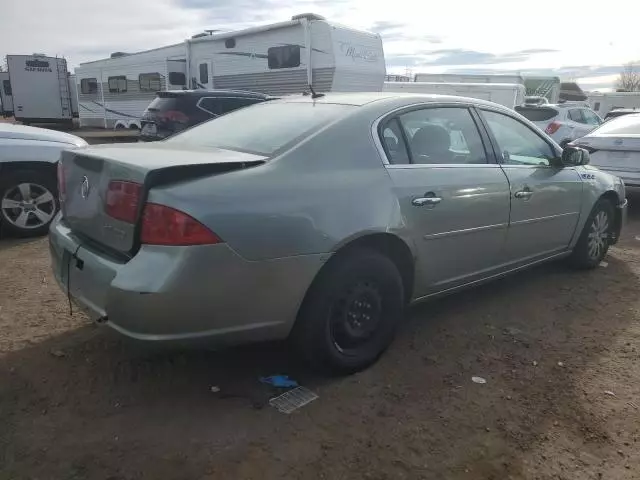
[1,123,87,236]
[571,113,640,189]
[49,93,627,373]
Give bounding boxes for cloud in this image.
[1,0,636,92]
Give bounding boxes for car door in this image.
[379,105,511,295]
[478,108,583,264]
[568,108,595,140]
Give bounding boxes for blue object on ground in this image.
[260,375,299,388]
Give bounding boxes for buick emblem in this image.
[80,176,90,199]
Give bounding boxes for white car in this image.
[0,123,87,237]
[571,113,640,189]
[515,104,603,147]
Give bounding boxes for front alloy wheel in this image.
[0,171,59,237]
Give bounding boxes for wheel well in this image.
[600,190,622,243]
[328,233,415,303]
[0,161,57,179]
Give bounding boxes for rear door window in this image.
[568,109,585,123]
[582,109,602,126]
[387,107,488,165]
[2,80,11,96]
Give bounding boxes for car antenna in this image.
[308,84,324,99]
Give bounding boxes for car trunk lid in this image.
[59,143,266,253]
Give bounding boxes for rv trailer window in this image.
[199,63,208,84]
[2,80,11,96]
[80,78,98,95]
[168,72,186,86]
[268,45,301,69]
[108,76,127,93]
[139,73,161,91]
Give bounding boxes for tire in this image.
[291,249,405,374]
[0,170,59,237]
[569,198,615,269]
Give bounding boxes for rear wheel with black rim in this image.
[569,198,614,268]
[0,170,58,237]
[291,249,405,374]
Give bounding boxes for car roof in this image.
[161,89,272,99]
[273,91,510,109]
[0,123,85,145]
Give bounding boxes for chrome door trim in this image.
[423,222,507,240]
[510,211,578,226]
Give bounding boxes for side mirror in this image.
[561,146,590,166]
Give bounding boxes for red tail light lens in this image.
[140,203,222,246]
[57,162,66,203]
[545,121,561,135]
[105,181,142,223]
[157,110,189,124]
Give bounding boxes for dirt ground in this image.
[1,199,640,480]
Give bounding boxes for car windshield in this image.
[591,113,640,135]
[167,102,355,156]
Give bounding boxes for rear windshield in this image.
[145,96,185,112]
[166,102,355,156]
[515,106,558,122]
[591,113,640,135]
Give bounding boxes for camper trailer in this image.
[414,73,525,85]
[0,71,13,117]
[383,81,525,108]
[74,13,385,129]
[5,54,75,126]
[523,76,561,103]
[588,92,640,118]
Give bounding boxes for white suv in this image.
[515,104,603,147]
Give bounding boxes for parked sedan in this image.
[1,123,87,236]
[571,113,640,189]
[49,93,627,373]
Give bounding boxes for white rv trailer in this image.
[0,71,14,117]
[74,13,385,129]
[414,73,525,85]
[6,54,75,125]
[383,81,525,108]
[587,92,640,118]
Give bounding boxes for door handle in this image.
[514,190,533,199]
[412,195,442,207]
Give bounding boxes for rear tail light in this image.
[105,181,142,223]
[157,110,189,124]
[140,203,222,246]
[545,121,561,135]
[57,162,66,203]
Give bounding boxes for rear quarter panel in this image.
[146,107,406,261]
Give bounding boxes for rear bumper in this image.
[49,215,326,345]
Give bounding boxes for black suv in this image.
[139,90,274,141]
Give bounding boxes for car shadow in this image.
[1,236,639,478]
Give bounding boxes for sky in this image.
[2,0,639,91]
